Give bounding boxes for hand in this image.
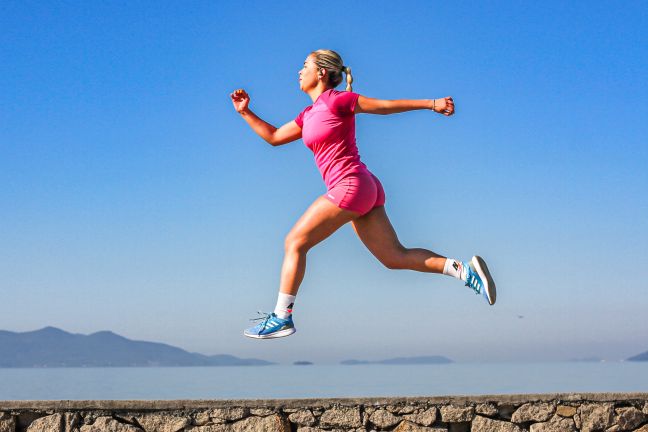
[432,97,454,116]
[230,89,250,113]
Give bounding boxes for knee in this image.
[284,232,311,254]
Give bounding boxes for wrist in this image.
[429,99,436,111]
[238,107,251,116]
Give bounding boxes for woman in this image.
[230,49,496,339]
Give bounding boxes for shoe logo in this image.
[452,261,462,271]
[287,302,294,313]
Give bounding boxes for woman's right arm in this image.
[230,89,302,146]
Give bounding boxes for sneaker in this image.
[465,256,497,305]
[243,312,296,339]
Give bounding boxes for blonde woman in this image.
[230,49,496,339]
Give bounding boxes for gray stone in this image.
[394,421,447,432]
[404,408,437,426]
[615,408,645,431]
[320,407,362,428]
[0,413,16,432]
[439,406,474,423]
[80,417,142,432]
[369,410,401,428]
[230,415,290,432]
[578,404,615,432]
[288,410,316,427]
[472,415,525,432]
[556,406,577,418]
[135,414,190,432]
[476,404,498,417]
[27,414,62,432]
[530,417,576,432]
[209,409,249,423]
[250,410,274,417]
[512,403,555,423]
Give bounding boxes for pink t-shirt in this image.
[294,88,371,189]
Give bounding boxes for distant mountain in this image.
[0,327,273,367]
[341,355,453,365]
[627,350,648,361]
[293,361,314,365]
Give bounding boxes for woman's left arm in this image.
[355,95,454,116]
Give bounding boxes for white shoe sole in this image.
[471,255,496,305]
[243,327,296,339]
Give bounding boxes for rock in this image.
[394,421,447,432]
[644,404,648,416]
[472,415,525,432]
[369,410,401,428]
[230,415,290,432]
[194,412,212,426]
[512,403,555,423]
[27,414,62,432]
[476,404,498,417]
[135,414,190,432]
[0,413,15,432]
[578,404,614,432]
[404,408,437,426]
[80,417,142,432]
[185,426,228,432]
[530,417,576,432]
[615,408,645,431]
[288,410,316,427]
[633,425,648,432]
[320,407,362,428]
[440,406,474,423]
[64,413,82,432]
[398,406,417,415]
[556,407,577,418]
[250,410,274,417]
[209,409,249,423]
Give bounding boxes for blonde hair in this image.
[311,49,354,92]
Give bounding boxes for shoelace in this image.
[249,311,274,330]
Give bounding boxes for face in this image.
[298,55,322,91]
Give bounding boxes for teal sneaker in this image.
[465,256,497,305]
[244,312,296,339]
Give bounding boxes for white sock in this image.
[274,292,296,319]
[442,258,468,282]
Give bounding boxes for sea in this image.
[0,362,646,400]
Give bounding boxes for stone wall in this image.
[1,393,647,432]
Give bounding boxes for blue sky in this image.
[1,1,647,363]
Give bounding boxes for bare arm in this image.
[230,89,302,146]
[355,95,455,116]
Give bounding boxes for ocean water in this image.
[0,362,646,400]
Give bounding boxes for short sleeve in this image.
[294,106,309,128]
[330,91,360,116]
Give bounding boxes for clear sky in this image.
[1,1,647,364]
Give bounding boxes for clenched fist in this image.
[230,89,250,113]
[432,97,454,116]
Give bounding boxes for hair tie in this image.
[342,66,347,73]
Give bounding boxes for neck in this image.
[307,83,332,103]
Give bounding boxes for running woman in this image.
[230,49,496,339]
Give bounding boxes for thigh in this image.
[351,205,404,259]
[287,195,360,249]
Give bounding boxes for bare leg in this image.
[279,196,360,295]
[351,206,447,272]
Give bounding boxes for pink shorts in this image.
[324,172,386,216]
